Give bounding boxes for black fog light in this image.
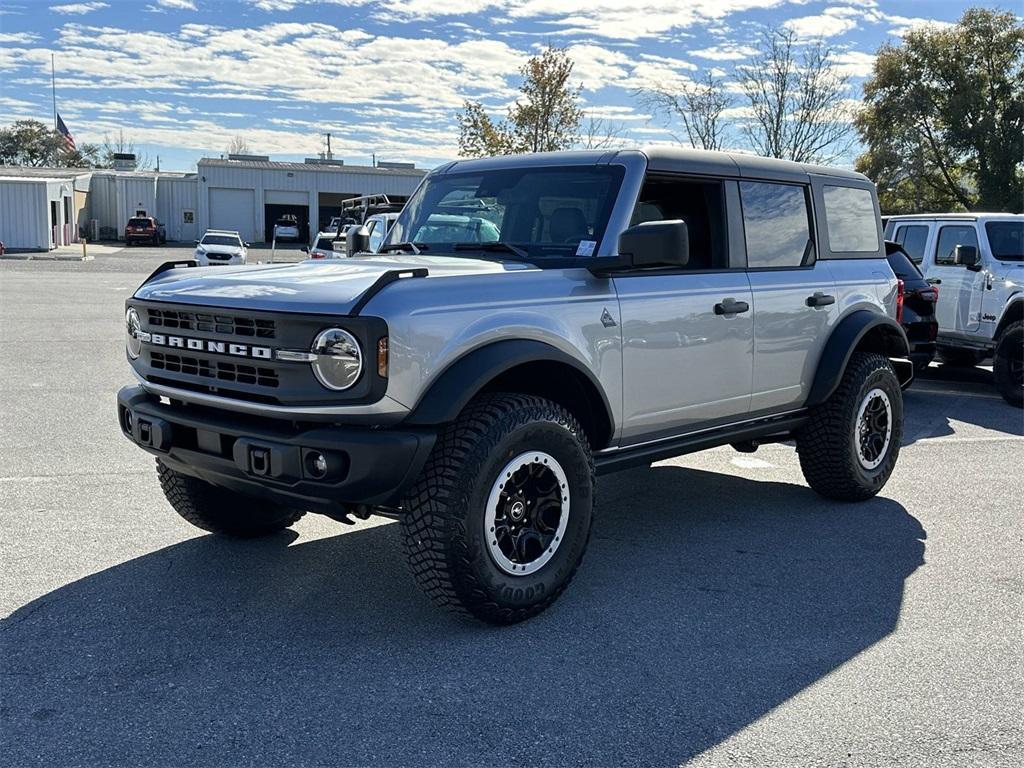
[123,409,133,433]
[305,450,328,479]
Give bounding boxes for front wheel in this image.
[796,352,903,501]
[994,320,1023,407]
[157,460,305,537]
[401,394,594,624]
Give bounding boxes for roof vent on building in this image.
[376,161,416,170]
[112,153,137,171]
[227,154,270,162]
[304,158,346,166]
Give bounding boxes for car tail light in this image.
[896,278,905,323]
[918,286,938,302]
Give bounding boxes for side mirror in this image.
[346,225,370,257]
[955,244,981,270]
[194,240,200,245]
[618,220,689,269]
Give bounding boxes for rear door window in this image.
[894,224,929,264]
[822,185,878,253]
[740,181,813,269]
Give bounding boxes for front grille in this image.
[147,308,276,339]
[151,351,279,388]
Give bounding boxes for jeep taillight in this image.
[918,286,938,303]
[896,278,905,323]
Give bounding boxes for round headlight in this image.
[311,328,362,390]
[126,307,142,359]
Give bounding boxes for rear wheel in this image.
[157,460,305,537]
[796,352,903,501]
[401,393,594,624]
[994,320,1023,407]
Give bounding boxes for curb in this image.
[0,252,94,262]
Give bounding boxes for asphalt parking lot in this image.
[1,245,1022,768]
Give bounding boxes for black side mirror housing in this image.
[346,225,370,257]
[955,244,981,270]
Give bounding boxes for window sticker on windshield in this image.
[576,240,597,257]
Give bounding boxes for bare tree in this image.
[226,135,251,156]
[637,72,732,150]
[736,28,854,163]
[100,129,151,169]
[579,114,629,149]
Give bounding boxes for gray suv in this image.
[117,148,912,624]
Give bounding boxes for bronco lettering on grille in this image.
[146,333,272,359]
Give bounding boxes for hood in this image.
[134,254,530,314]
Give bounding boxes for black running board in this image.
[594,411,808,475]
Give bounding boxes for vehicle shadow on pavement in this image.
[1,467,925,767]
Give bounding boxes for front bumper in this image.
[117,385,435,510]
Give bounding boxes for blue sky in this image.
[0,0,979,172]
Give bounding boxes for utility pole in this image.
[51,53,57,130]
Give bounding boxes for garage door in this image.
[265,190,308,206]
[208,188,256,242]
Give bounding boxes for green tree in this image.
[856,8,1024,213]
[458,46,584,157]
[0,120,66,166]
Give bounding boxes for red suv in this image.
[125,216,167,246]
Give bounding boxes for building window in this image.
[183,210,194,224]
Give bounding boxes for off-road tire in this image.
[796,352,903,501]
[993,320,1023,408]
[157,460,305,537]
[938,347,980,367]
[401,393,595,625]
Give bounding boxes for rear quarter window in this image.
[823,185,879,253]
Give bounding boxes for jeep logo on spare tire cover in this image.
[146,333,272,359]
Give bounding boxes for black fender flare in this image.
[403,339,615,433]
[806,310,912,406]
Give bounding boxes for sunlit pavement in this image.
[2,254,1022,767]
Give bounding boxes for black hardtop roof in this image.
[439,146,868,185]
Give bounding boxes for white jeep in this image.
[885,214,1024,406]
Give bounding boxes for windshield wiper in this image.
[453,241,531,260]
[379,242,427,254]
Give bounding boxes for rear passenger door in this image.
[742,180,839,412]
[614,175,753,443]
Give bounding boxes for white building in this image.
[0,167,91,250]
[0,155,427,251]
[196,157,425,243]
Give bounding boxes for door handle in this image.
[714,298,750,315]
[805,292,835,308]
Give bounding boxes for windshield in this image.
[201,235,241,247]
[986,221,1024,261]
[384,165,625,260]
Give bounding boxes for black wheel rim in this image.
[485,452,569,576]
[856,388,893,470]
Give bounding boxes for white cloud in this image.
[832,50,876,78]
[0,32,38,43]
[784,7,861,39]
[689,43,758,61]
[50,2,108,14]
[157,0,198,7]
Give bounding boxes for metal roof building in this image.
[195,157,426,243]
[0,167,92,250]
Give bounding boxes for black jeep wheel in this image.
[401,393,594,625]
[796,352,903,501]
[993,320,1023,408]
[157,460,305,537]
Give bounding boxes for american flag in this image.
[56,113,76,152]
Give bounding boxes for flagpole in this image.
[51,53,57,131]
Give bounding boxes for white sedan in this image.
[194,230,248,266]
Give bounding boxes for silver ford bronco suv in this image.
[118,148,913,624]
